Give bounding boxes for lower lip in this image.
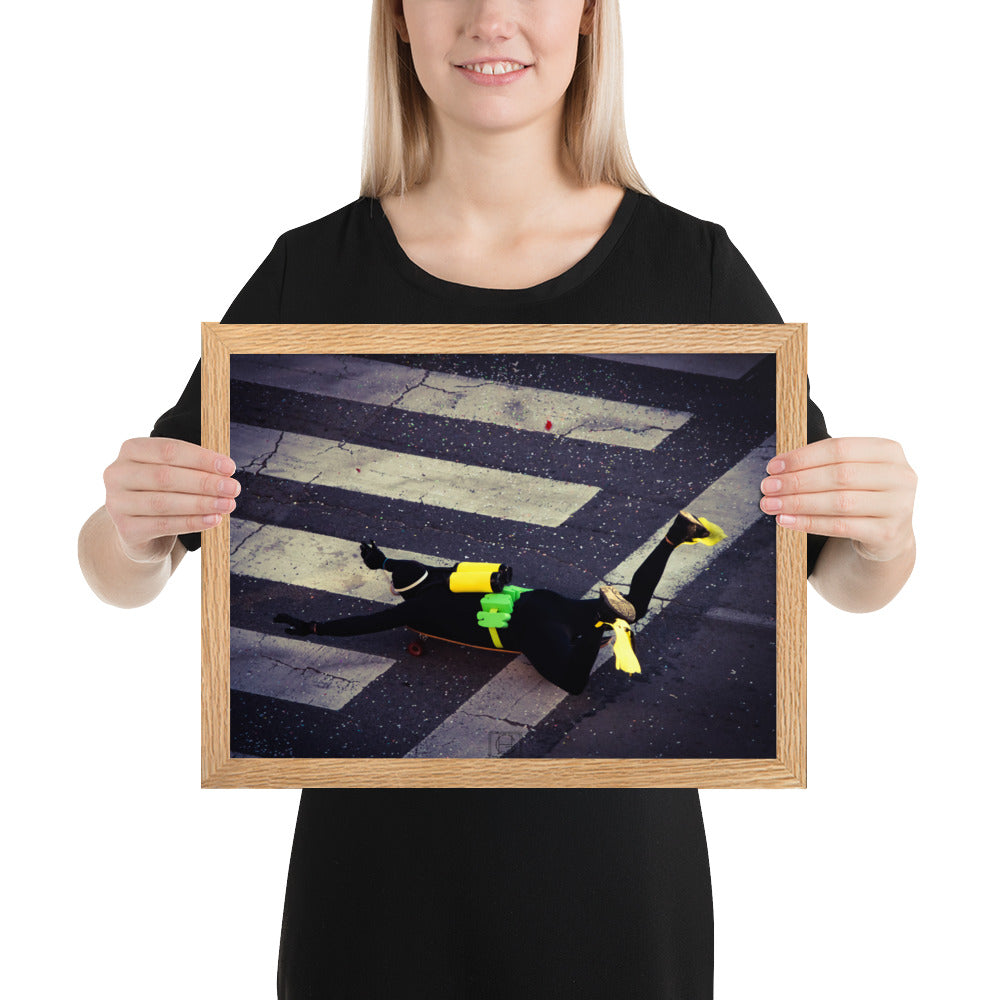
[455,65,530,87]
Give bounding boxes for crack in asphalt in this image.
[386,369,432,408]
[464,711,534,731]
[230,522,265,558]
[258,647,359,685]
[242,430,284,475]
[414,378,492,401]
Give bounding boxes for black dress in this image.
[152,190,829,999]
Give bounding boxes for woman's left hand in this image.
[760,437,917,562]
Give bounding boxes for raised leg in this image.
[626,512,710,619]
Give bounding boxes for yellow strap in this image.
[488,627,503,649]
[596,619,641,675]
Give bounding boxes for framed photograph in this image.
[201,324,807,789]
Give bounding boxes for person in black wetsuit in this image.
[274,510,713,696]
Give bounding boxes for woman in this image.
[79,2,917,996]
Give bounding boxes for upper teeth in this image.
[463,62,525,75]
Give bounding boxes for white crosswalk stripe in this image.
[230,518,454,599]
[230,422,599,527]
[230,627,395,711]
[583,353,763,380]
[233,354,689,449]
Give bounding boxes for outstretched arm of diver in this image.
[275,604,413,637]
[360,541,461,581]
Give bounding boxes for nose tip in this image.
[465,0,517,41]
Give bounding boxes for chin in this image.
[440,100,563,139]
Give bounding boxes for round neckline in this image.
[369,188,639,304]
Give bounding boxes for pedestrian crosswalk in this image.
[229,353,778,759]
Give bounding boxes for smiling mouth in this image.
[457,61,528,76]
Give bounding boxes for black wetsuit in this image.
[300,532,683,696]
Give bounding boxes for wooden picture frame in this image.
[202,324,807,788]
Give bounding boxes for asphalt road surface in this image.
[228,352,779,759]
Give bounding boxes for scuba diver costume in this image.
[276,511,721,696]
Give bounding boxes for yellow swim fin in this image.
[597,618,641,675]
[686,513,727,546]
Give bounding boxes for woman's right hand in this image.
[103,437,240,562]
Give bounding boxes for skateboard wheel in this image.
[407,640,424,657]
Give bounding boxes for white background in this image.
[4,1,996,996]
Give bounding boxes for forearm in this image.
[808,533,916,613]
[78,506,187,609]
[314,605,411,636]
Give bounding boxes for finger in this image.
[111,462,242,499]
[760,490,899,519]
[761,462,902,497]
[766,437,905,475]
[111,490,238,519]
[119,437,237,476]
[772,512,884,541]
[116,511,229,549]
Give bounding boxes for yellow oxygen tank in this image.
[448,562,512,593]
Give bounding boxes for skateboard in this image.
[404,627,612,657]
[405,627,523,657]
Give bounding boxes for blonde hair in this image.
[360,0,650,198]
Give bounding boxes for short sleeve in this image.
[148,235,287,551]
[708,226,781,324]
[218,234,287,324]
